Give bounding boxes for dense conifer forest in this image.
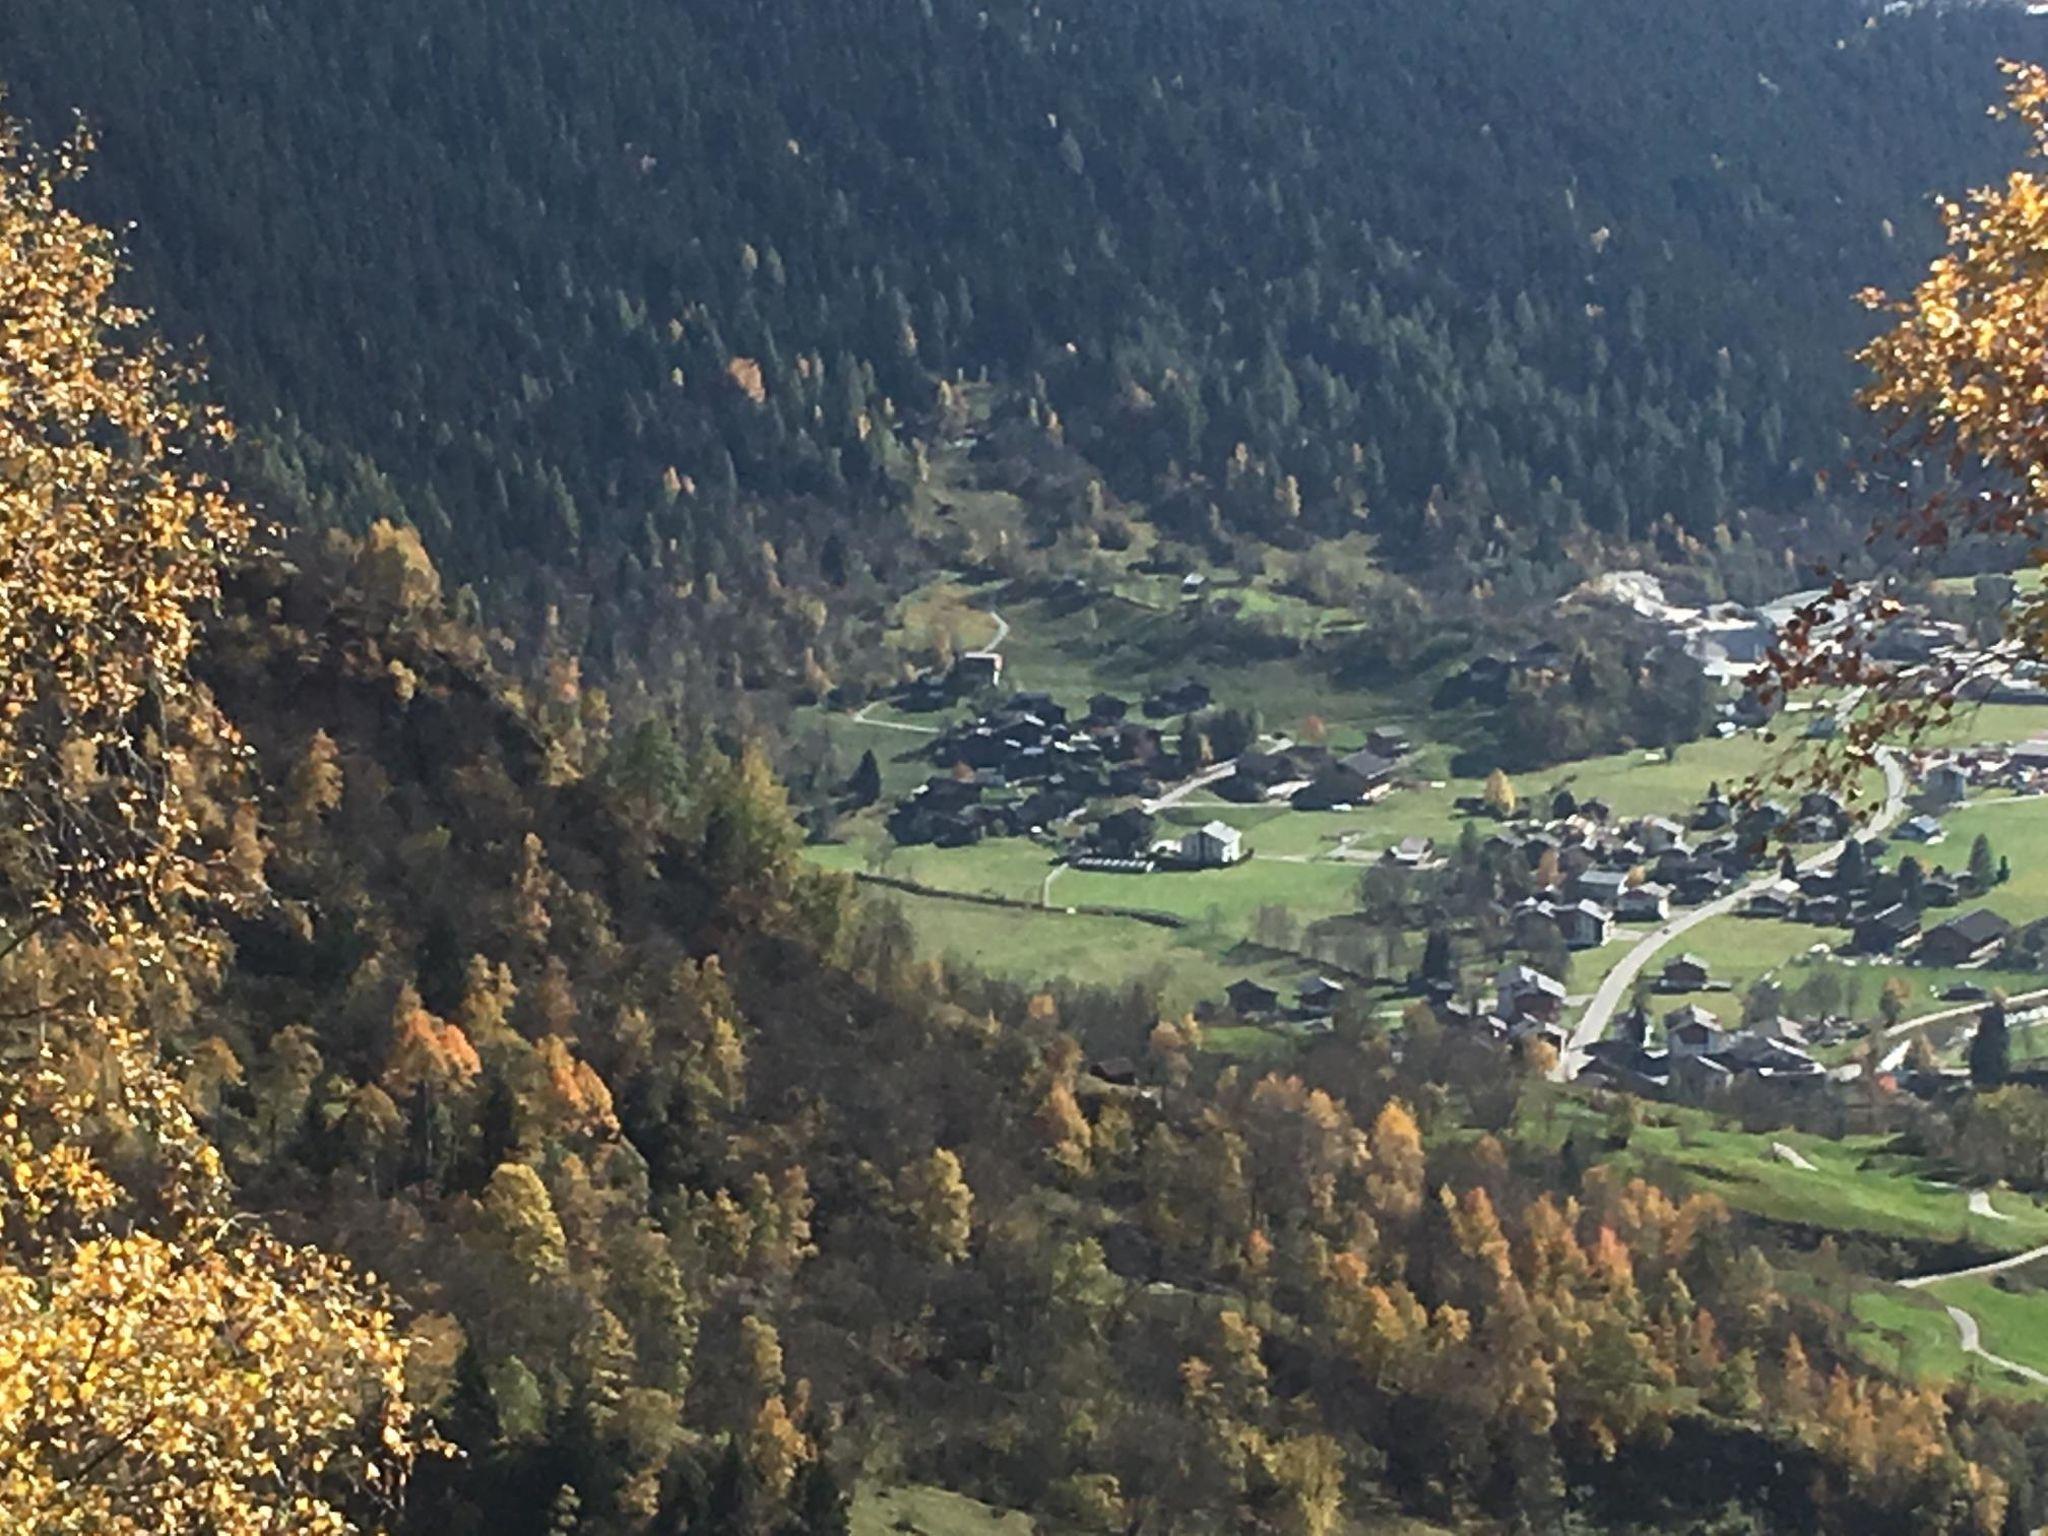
[1,0,2040,673]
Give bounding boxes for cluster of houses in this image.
[1213,974,1353,1035]
[1487,785,1852,954]
[884,656,1428,863]
[1720,799,2017,969]
[1916,741,2048,806]
[887,685,1202,847]
[1214,730,1412,809]
[1442,957,1828,1097]
[1580,1005,1829,1098]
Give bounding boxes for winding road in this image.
[1557,749,1909,1078]
[849,605,1012,734]
[1897,1231,2048,1389]
[1939,1305,2048,1388]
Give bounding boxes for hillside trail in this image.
[849,602,1010,732]
[1896,1203,2048,1390]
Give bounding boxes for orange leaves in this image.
[725,355,767,405]
[382,983,482,1100]
[1364,1098,1424,1222]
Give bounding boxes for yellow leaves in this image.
[0,105,250,940]
[1365,1098,1425,1220]
[897,1147,974,1264]
[1035,1079,1093,1174]
[477,1161,569,1280]
[0,1029,426,1535]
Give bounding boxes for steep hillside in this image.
[0,0,2037,636]
[183,532,2048,1536]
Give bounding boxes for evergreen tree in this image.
[1970,832,1998,892]
[1970,1003,2012,1089]
[848,749,882,808]
[1420,927,1454,988]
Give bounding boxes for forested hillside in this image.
[0,0,2038,676]
[12,88,2048,1536]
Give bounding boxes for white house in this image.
[1181,820,1244,868]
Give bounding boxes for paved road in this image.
[1558,749,1908,1078]
[1142,761,1240,814]
[1889,1203,2048,1387]
[1894,1220,2048,1389]
[1885,988,2048,1042]
[1901,1238,2048,1291]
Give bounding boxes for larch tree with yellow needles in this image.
[0,105,428,1533]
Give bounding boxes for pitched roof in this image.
[1932,908,2013,947]
[1665,1003,1723,1031]
[1336,747,1398,780]
[1498,964,1567,998]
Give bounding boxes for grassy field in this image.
[1849,1287,2013,1393]
[1853,1273,2048,1401]
[1567,1104,2048,1250]
[866,885,1330,1021]
[809,836,1060,903]
[1056,857,1365,930]
[1925,1272,2048,1377]
[852,1485,1034,1536]
[1895,794,2048,927]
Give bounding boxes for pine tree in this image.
[848,749,882,807]
[1970,1004,2012,1088]
[1970,832,1998,892]
[1421,927,1454,988]
[781,1458,852,1536]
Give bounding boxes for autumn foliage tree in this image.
[0,111,250,941]
[0,106,426,1531]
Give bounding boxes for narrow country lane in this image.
[1942,1306,2048,1387]
[847,601,1011,734]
